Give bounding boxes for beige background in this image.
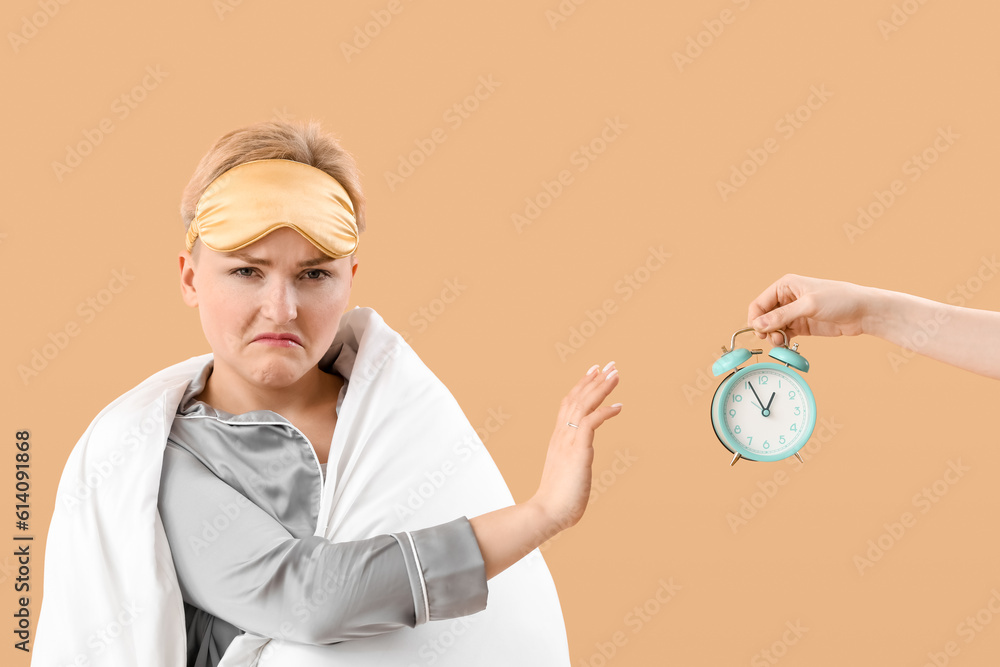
[4,1,1000,664]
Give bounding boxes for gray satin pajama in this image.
[157,359,488,667]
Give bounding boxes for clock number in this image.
[759,376,769,385]
[733,395,742,403]
[747,436,752,446]
[794,407,801,416]
[779,435,785,444]
[762,440,770,450]
[729,409,736,417]
[790,423,797,432]
[778,379,782,388]
[788,391,796,400]
[734,425,741,434]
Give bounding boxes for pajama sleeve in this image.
[157,442,488,645]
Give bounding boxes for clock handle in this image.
[727,326,787,351]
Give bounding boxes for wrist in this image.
[524,494,568,546]
[858,285,893,339]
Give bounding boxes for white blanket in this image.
[32,306,569,666]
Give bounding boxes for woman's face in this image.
[178,226,357,392]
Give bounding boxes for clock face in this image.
[712,362,816,461]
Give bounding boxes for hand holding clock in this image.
[748,273,1000,380]
[747,274,871,347]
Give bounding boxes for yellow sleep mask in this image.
[185,158,359,258]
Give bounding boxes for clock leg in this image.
[730,452,742,466]
[794,452,804,463]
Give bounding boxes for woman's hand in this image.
[469,362,622,579]
[527,361,623,533]
[747,273,875,346]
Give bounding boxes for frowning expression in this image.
[180,226,357,391]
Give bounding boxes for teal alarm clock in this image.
[710,327,816,466]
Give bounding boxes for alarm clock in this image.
[710,327,816,466]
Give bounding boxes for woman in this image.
[748,273,1000,379]
[32,120,622,667]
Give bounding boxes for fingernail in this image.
[605,369,618,380]
[602,361,615,372]
[611,403,623,408]
[587,364,600,375]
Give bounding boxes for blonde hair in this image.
[180,119,366,260]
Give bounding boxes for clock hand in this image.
[747,382,774,417]
[761,391,775,418]
[747,381,764,409]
